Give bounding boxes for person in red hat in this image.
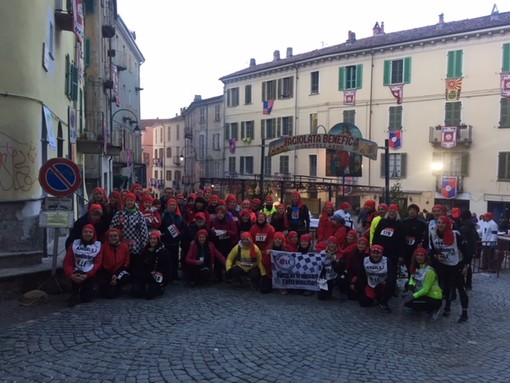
[426,204,448,249]
[110,192,149,260]
[478,212,499,271]
[345,237,370,300]
[104,190,124,227]
[140,195,162,230]
[286,191,310,237]
[184,229,225,286]
[372,204,405,274]
[261,231,287,294]
[251,198,262,214]
[160,198,185,283]
[317,201,336,243]
[130,230,170,299]
[210,205,239,282]
[180,211,213,280]
[317,236,347,301]
[359,199,377,234]
[225,194,240,224]
[359,244,396,312]
[225,232,266,289]
[238,209,254,236]
[249,211,275,254]
[261,195,277,220]
[334,202,354,230]
[369,203,389,244]
[269,203,288,234]
[66,202,109,249]
[286,231,299,252]
[401,204,427,269]
[63,224,103,307]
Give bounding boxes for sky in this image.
[117,0,505,119]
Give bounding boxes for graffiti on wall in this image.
[0,132,37,192]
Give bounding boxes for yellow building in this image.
[0,0,84,261]
[220,9,510,219]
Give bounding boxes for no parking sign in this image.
[38,158,82,197]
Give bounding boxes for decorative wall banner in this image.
[441,176,458,199]
[343,90,356,105]
[389,130,402,149]
[263,100,275,115]
[389,84,403,104]
[501,73,510,98]
[271,250,325,291]
[445,78,462,101]
[441,126,457,148]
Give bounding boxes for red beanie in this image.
[274,232,286,241]
[327,236,338,245]
[241,232,253,241]
[364,200,376,209]
[414,247,428,256]
[125,192,136,201]
[371,244,384,252]
[196,229,209,238]
[340,202,351,210]
[149,230,161,240]
[388,204,399,212]
[89,203,103,212]
[264,195,273,203]
[300,234,312,243]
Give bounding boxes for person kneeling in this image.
[226,232,266,290]
[402,248,443,321]
[185,229,226,286]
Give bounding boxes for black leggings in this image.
[404,296,442,312]
[436,263,468,311]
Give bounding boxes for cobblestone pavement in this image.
[0,272,509,383]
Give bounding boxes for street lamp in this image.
[111,108,140,136]
[180,145,198,192]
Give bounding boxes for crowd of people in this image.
[63,184,499,324]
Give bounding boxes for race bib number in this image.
[255,233,267,242]
[405,236,416,246]
[291,211,299,219]
[381,228,394,237]
[168,224,180,238]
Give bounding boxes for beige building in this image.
[0,0,84,259]
[220,9,510,220]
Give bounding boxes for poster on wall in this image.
[325,122,364,177]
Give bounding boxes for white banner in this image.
[271,251,325,291]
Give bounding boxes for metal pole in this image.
[384,138,390,204]
[260,138,265,196]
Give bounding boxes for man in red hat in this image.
[479,212,499,271]
[372,204,405,273]
[261,195,277,221]
[66,203,109,249]
[334,202,354,229]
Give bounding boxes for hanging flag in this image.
[389,84,403,104]
[111,64,120,106]
[389,130,402,149]
[441,176,458,199]
[441,126,457,148]
[72,0,84,44]
[343,90,356,105]
[445,78,462,101]
[263,100,275,115]
[228,138,236,154]
[501,73,510,98]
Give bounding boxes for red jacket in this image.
[317,214,335,242]
[101,242,130,273]
[185,241,225,270]
[140,208,162,230]
[249,223,275,254]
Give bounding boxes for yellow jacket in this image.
[226,243,266,276]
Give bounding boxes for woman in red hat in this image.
[185,229,225,286]
[249,211,275,254]
[209,205,239,282]
[270,203,288,234]
[317,201,336,243]
[160,198,185,283]
[225,232,266,289]
[345,237,370,300]
[66,203,109,249]
[286,191,310,237]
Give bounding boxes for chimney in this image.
[249,58,256,67]
[286,47,293,58]
[491,4,499,20]
[438,13,444,24]
[273,50,280,61]
[346,30,356,44]
[380,22,385,33]
[372,22,380,36]
[194,95,202,101]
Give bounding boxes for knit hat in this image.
[378,203,389,211]
[300,234,312,243]
[124,192,136,201]
[485,212,494,220]
[149,230,161,241]
[340,202,351,210]
[264,195,273,203]
[288,231,298,239]
[274,232,286,241]
[388,204,399,212]
[196,229,209,238]
[194,212,206,221]
[82,224,97,242]
[252,198,261,206]
[327,236,338,245]
[240,209,251,217]
[216,205,227,213]
[437,216,454,245]
[364,200,376,209]
[226,194,237,203]
[241,232,253,241]
[142,195,154,204]
[357,237,369,246]
[414,247,428,256]
[432,204,447,213]
[89,203,103,212]
[347,230,358,238]
[371,244,384,253]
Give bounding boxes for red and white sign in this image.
[441,126,457,148]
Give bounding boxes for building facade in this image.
[220,9,510,219]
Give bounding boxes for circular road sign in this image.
[39,158,82,197]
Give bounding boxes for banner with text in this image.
[271,251,325,291]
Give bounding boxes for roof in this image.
[220,10,510,82]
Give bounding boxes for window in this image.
[159,148,164,159]
[498,152,510,181]
[383,58,411,85]
[160,127,163,143]
[225,122,239,140]
[154,129,157,143]
[309,155,317,177]
[380,153,407,179]
[343,110,355,124]
[500,98,510,128]
[176,124,180,140]
[241,121,254,139]
[200,107,206,123]
[447,50,463,78]
[339,65,363,90]
[310,113,318,134]
[245,85,252,105]
[166,170,172,181]
[264,155,272,176]
[279,156,290,174]
[278,117,293,136]
[213,133,220,150]
[48,22,55,60]
[240,157,254,175]
[214,105,220,121]
[389,106,403,131]
[310,71,319,94]
[228,157,236,173]
[65,55,78,101]
[154,149,157,158]
[175,170,181,183]
[166,147,172,158]
[262,80,277,101]
[278,76,294,99]
[432,151,469,176]
[445,102,462,125]
[167,126,171,141]
[261,119,276,139]
[227,87,239,107]
[199,135,205,160]
[84,0,95,13]
[154,170,158,179]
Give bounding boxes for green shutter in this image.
[356,64,363,89]
[403,57,411,83]
[447,50,463,78]
[383,60,391,86]
[503,44,510,72]
[339,67,345,90]
[380,153,386,177]
[501,98,510,127]
[460,152,469,176]
[447,51,455,78]
[65,54,70,97]
[84,0,94,13]
[455,51,463,77]
[71,64,78,101]
[400,153,407,178]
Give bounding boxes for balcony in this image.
[173,156,181,165]
[106,144,122,156]
[76,138,103,154]
[55,0,73,31]
[152,158,163,167]
[429,124,472,148]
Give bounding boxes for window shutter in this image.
[71,64,78,101]
[276,118,281,137]
[356,64,363,88]
[498,152,505,179]
[224,123,229,139]
[84,0,95,13]
[503,44,510,72]
[65,54,70,97]
[84,38,90,68]
[456,50,463,77]
[460,152,469,176]
[501,98,510,127]
[403,57,411,84]
[447,51,455,78]
[339,67,345,90]
[380,153,386,177]
[262,82,266,101]
[401,153,407,178]
[383,60,391,86]
[261,120,265,139]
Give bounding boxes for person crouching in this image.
[225,232,266,290]
[184,229,226,286]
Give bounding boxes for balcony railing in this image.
[429,124,472,148]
